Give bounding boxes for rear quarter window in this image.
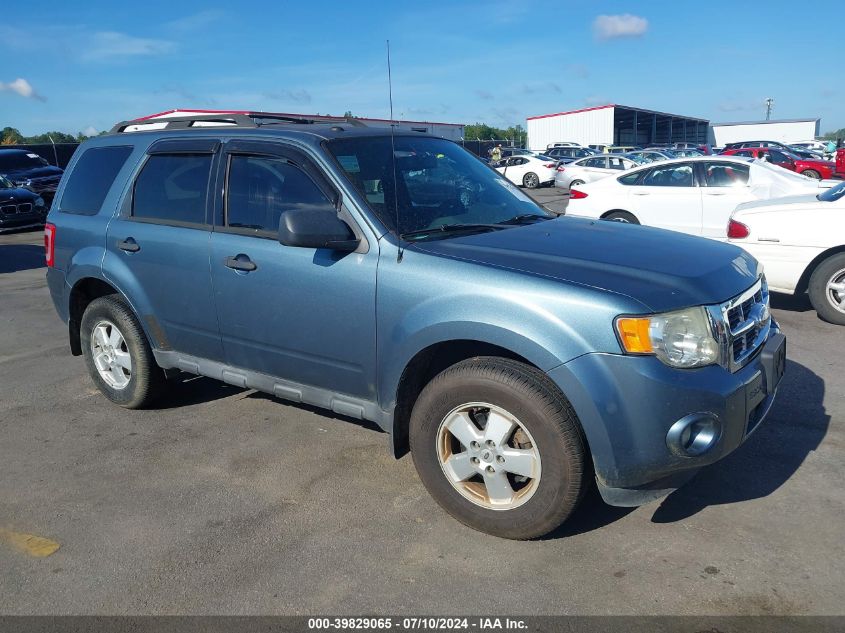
[60,146,133,215]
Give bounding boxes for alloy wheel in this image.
[436,402,541,511]
[90,320,132,389]
[826,268,845,314]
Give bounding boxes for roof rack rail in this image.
[110,112,367,133]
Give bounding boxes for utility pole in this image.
[765,98,774,121]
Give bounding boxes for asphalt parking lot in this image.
[1,225,843,615]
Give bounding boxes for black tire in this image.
[801,169,821,180]
[522,172,539,189]
[808,253,845,326]
[409,357,588,539]
[604,210,639,224]
[80,295,167,408]
[569,179,585,188]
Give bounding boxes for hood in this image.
[0,186,40,202]
[0,165,63,182]
[413,217,760,313]
[735,192,820,213]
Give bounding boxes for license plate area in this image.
[744,332,786,436]
[761,332,787,394]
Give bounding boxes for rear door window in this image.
[132,154,213,225]
[703,162,750,187]
[641,163,694,187]
[61,146,133,215]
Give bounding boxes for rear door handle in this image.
[633,192,650,196]
[704,192,727,196]
[117,238,140,253]
[225,254,257,272]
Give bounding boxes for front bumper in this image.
[547,324,784,506]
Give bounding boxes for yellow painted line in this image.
[0,528,60,557]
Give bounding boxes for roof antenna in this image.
[387,39,403,263]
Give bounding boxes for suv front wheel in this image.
[80,295,167,408]
[409,357,588,539]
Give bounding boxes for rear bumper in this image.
[546,324,783,506]
[46,267,69,323]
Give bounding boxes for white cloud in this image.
[165,10,224,32]
[593,14,648,41]
[0,77,46,101]
[80,31,175,61]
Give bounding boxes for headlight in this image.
[616,306,720,369]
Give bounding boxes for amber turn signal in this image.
[616,317,654,354]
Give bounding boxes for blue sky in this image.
[1,1,841,137]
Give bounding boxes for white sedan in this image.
[565,156,829,238]
[494,155,557,189]
[728,180,845,325]
[554,155,639,191]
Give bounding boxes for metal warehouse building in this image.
[133,109,465,141]
[710,118,820,147]
[526,104,709,151]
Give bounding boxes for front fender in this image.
[375,244,630,413]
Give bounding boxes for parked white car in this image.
[494,154,557,188]
[566,156,830,239]
[554,155,639,191]
[728,181,845,325]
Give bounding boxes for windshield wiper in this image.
[496,213,553,225]
[400,223,506,241]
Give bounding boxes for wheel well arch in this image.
[600,209,634,219]
[795,245,845,295]
[68,277,120,355]
[391,340,539,458]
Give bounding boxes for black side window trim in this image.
[147,138,221,155]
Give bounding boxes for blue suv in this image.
[45,113,786,539]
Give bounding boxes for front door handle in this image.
[633,192,650,196]
[117,238,140,253]
[225,254,257,272]
[704,192,727,196]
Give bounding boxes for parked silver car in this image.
[554,155,639,190]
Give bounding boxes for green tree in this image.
[1,127,24,145]
[822,128,845,141]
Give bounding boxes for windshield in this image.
[327,136,551,237]
[0,175,14,188]
[0,152,49,171]
[818,181,845,202]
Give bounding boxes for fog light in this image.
[666,413,721,457]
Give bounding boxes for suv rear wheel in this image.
[80,295,167,408]
[409,357,588,539]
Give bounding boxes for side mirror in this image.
[278,209,360,252]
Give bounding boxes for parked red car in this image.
[836,148,845,179]
[720,147,837,180]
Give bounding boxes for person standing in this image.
[490,144,502,162]
[826,139,836,158]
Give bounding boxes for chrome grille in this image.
[712,278,770,372]
[0,202,35,215]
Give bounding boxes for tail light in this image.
[544,163,555,168]
[557,166,566,172]
[727,219,749,239]
[570,189,588,199]
[45,222,56,267]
